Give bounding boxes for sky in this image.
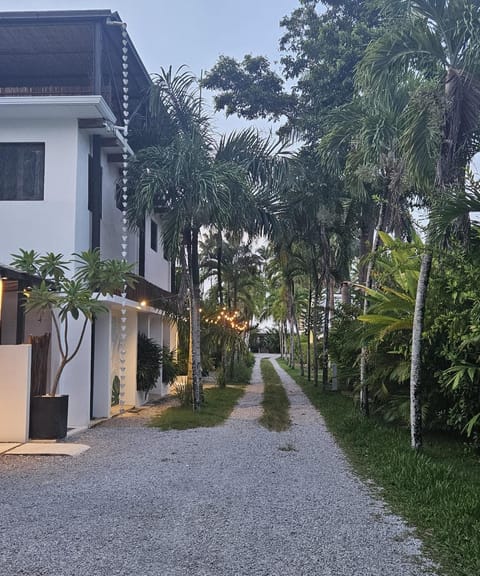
[0,0,301,135]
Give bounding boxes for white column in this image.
[92,310,112,418]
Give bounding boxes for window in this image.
[150,219,158,252]
[0,143,45,200]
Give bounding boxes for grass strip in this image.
[259,359,291,431]
[149,385,245,430]
[279,359,480,576]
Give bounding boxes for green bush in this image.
[226,356,254,384]
[137,333,162,396]
[171,380,193,407]
[161,346,179,385]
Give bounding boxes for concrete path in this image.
[0,354,437,576]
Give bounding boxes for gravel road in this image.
[0,354,437,576]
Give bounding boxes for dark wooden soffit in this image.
[0,263,42,285]
[127,275,178,315]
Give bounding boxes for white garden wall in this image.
[0,345,31,442]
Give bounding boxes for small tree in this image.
[11,249,135,396]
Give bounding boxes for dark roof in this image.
[0,10,150,82]
[0,9,151,119]
[0,263,41,284]
[0,9,118,21]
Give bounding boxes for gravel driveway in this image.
[0,354,437,576]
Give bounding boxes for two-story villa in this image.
[0,10,175,439]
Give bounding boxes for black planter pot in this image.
[29,395,69,440]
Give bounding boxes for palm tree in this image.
[319,83,417,413]
[128,68,289,408]
[358,0,480,448]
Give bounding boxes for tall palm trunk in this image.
[341,281,350,305]
[288,280,295,367]
[321,229,332,390]
[216,230,223,306]
[294,314,305,376]
[322,270,330,390]
[186,227,202,409]
[313,275,320,387]
[409,67,466,448]
[410,248,432,449]
[307,282,312,381]
[360,202,385,415]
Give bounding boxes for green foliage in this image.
[259,359,291,431]
[171,380,193,408]
[282,359,480,576]
[329,303,362,389]
[352,234,421,421]
[425,242,480,441]
[128,67,290,410]
[202,55,295,120]
[337,230,480,439]
[280,0,383,138]
[111,375,120,406]
[225,355,254,385]
[203,1,383,140]
[150,385,245,430]
[359,232,422,339]
[136,333,162,395]
[161,346,179,385]
[11,249,135,396]
[249,328,280,353]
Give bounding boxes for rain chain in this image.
[119,22,129,412]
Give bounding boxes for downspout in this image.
[90,20,104,418]
[89,136,102,417]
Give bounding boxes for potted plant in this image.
[11,249,135,439]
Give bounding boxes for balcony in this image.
[0,10,151,125]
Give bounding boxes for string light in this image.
[204,307,249,332]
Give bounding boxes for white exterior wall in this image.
[144,214,171,290]
[111,307,138,407]
[0,345,31,442]
[49,315,92,429]
[100,151,139,271]
[0,117,79,262]
[137,311,169,398]
[150,315,167,396]
[0,99,175,432]
[75,131,91,255]
[92,310,112,419]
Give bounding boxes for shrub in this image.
[137,333,162,396]
[172,380,193,407]
[161,346,179,385]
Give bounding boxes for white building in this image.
[0,10,176,440]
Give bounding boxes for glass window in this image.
[150,219,158,252]
[0,143,45,201]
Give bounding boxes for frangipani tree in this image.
[11,249,135,396]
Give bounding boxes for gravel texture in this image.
[0,354,437,576]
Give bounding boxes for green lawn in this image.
[259,359,291,431]
[279,359,480,576]
[149,385,245,430]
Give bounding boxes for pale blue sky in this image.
[0,0,301,134]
